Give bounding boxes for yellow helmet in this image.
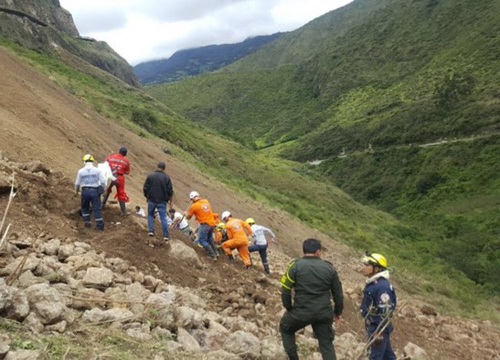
[363,253,387,269]
[216,223,226,230]
[83,154,94,162]
[245,218,255,225]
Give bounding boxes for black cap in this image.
[119,147,127,156]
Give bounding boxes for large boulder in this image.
[223,330,261,359]
[25,283,65,324]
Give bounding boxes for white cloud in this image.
[60,0,353,65]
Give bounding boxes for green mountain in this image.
[134,33,284,85]
[148,0,500,293]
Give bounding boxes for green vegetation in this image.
[0,318,174,359]
[134,33,284,85]
[148,0,500,301]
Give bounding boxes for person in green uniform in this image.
[279,238,344,360]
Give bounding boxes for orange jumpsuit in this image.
[222,218,253,267]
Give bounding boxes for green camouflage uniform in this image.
[280,257,344,360]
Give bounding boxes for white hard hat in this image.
[221,211,231,221]
[189,191,199,200]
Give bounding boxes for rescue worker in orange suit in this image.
[185,191,218,260]
[220,211,252,268]
[102,147,131,215]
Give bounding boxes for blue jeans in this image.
[81,188,104,230]
[147,202,169,238]
[198,224,216,257]
[249,244,268,264]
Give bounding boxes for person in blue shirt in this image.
[360,252,397,360]
[75,154,106,230]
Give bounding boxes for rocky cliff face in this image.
[0,0,140,87]
[0,0,79,36]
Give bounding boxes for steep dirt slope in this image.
[1,47,499,359]
[0,47,321,253]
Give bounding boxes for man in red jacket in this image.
[102,147,131,215]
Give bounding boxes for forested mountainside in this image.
[134,33,284,85]
[148,0,500,294]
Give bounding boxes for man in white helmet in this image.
[185,191,218,260]
[75,154,106,231]
[220,211,252,268]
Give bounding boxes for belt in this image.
[81,187,98,190]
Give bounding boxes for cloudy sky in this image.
[59,0,353,66]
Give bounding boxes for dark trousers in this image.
[369,332,396,360]
[249,244,270,273]
[81,188,104,230]
[280,311,336,360]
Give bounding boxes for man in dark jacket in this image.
[280,238,343,360]
[143,162,173,241]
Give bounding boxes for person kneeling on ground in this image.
[169,208,192,238]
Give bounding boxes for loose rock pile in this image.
[1,157,499,360]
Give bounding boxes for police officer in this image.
[75,154,106,230]
[361,253,397,360]
[280,238,343,360]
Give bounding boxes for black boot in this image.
[96,220,105,231]
[204,245,216,260]
[101,192,110,209]
[119,201,129,216]
[263,263,270,274]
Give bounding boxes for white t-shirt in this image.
[174,211,189,229]
[135,208,146,217]
[250,224,276,246]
